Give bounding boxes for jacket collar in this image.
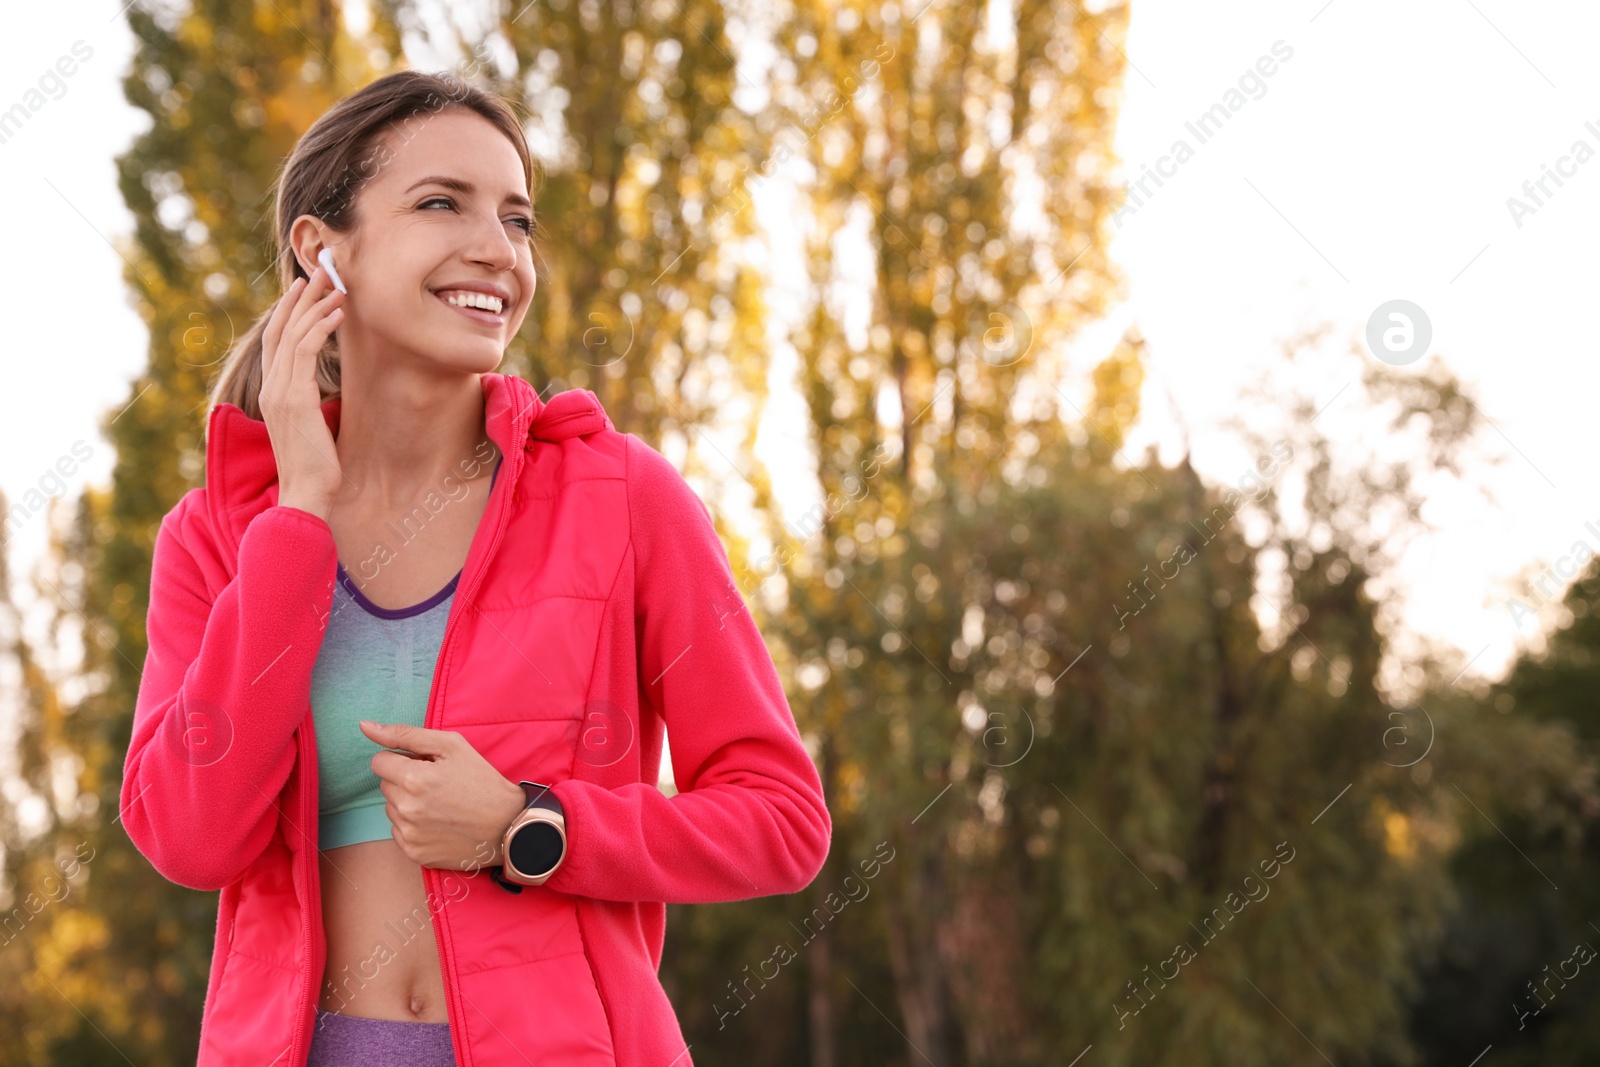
[202,373,612,554]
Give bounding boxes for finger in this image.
[370,749,409,782]
[282,279,345,369]
[280,266,330,344]
[265,268,331,396]
[271,266,331,360]
[361,721,445,757]
[293,296,345,365]
[260,276,307,380]
[383,740,431,759]
[261,276,304,363]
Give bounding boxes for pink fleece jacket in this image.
[119,373,831,1066]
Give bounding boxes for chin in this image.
[455,346,510,374]
[417,333,509,374]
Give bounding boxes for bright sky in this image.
[0,0,1593,707]
[1095,0,1599,688]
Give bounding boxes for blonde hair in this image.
[207,69,544,421]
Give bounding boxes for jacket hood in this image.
[201,373,612,554]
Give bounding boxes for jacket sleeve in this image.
[120,494,338,892]
[543,435,832,904]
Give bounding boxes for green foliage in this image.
[752,342,1594,1065]
[1401,564,1600,1067]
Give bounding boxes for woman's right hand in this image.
[260,265,346,522]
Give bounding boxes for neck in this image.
[330,365,500,510]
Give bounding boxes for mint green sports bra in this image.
[309,456,500,850]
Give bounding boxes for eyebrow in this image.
[404,175,533,211]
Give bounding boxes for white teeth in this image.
[440,290,504,313]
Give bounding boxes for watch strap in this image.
[489,863,525,893]
[518,780,564,817]
[490,780,565,894]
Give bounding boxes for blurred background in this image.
[2,0,1597,1063]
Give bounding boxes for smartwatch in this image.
[489,781,567,893]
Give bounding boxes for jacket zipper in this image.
[424,442,519,1067]
[290,714,318,1065]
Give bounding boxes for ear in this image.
[286,214,333,281]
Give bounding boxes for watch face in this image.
[508,821,564,877]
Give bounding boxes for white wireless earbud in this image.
[317,247,348,294]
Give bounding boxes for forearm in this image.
[121,505,338,891]
[545,775,831,904]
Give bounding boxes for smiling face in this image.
[294,108,538,377]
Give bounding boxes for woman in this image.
[119,69,831,1067]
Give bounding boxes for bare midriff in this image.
[317,842,449,1020]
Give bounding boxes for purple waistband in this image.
[308,1009,455,1067]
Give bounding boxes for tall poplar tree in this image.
[762,1,1132,1059]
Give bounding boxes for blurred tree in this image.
[0,2,390,1062]
[745,1,1134,1060]
[1402,559,1600,1067]
[762,275,1594,1066]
